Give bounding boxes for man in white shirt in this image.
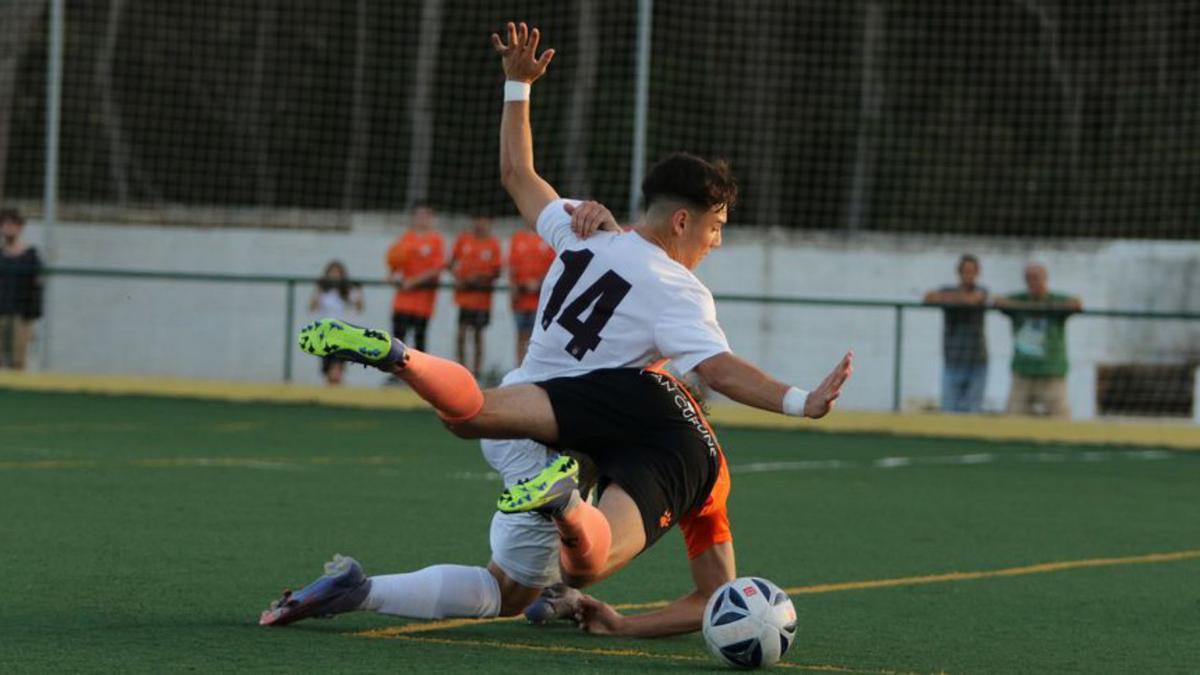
[264,21,852,638]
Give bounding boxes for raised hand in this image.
[490,21,555,84]
[564,200,620,239]
[804,350,854,419]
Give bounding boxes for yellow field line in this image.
[781,549,1200,596]
[371,634,924,674]
[356,547,1200,637]
[0,459,99,471]
[0,455,405,471]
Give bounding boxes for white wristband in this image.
[504,80,531,102]
[782,387,809,417]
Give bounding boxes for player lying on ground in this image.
[260,22,853,637]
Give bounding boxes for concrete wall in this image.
[19,216,1200,419]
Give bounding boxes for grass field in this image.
[2,388,1198,673]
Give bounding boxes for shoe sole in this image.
[298,319,393,368]
[497,456,579,514]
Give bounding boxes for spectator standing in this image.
[449,215,502,378]
[385,204,445,353]
[0,209,43,370]
[995,263,1082,418]
[308,260,364,385]
[923,254,989,413]
[507,226,555,364]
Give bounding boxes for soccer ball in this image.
[702,577,797,669]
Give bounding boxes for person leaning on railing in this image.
[993,262,1082,419]
[0,208,43,370]
[923,253,989,414]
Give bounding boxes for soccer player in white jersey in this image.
[261,21,852,637]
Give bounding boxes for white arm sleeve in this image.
[535,198,584,253]
[654,281,731,375]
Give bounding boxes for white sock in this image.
[362,564,501,619]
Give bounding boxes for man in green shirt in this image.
[994,263,1082,418]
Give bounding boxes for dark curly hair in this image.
[641,152,738,213]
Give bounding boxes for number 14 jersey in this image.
[503,199,731,387]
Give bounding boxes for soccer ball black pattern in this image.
[702,577,798,669]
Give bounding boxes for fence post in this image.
[628,0,653,222]
[892,304,903,412]
[283,279,296,382]
[39,0,65,371]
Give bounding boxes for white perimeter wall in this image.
[19,216,1200,420]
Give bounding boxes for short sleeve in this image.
[654,280,731,375]
[385,240,404,270]
[535,199,583,253]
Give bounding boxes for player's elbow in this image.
[695,358,736,397]
[499,163,530,194]
[499,163,517,190]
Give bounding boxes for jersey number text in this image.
[541,249,632,360]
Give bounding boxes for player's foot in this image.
[258,554,372,627]
[524,583,584,624]
[497,454,579,516]
[298,319,405,372]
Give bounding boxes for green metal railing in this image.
[41,266,1200,410]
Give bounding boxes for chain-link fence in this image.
[3,1,1199,235]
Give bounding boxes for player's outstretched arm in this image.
[694,350,853,419]
[492,21,559,228]
[575,543,734,637]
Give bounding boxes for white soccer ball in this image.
[702,577,797,669]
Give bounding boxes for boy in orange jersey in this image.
[385,204,445,352]
[507,226,556,364]
[449,215,502,377]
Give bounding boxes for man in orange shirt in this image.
[385,204,445,352]
[507,226,555,364]
[449,215,502,377]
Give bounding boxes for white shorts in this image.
[480,438,561,589]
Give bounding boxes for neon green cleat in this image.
[297,318,405,371]
[497,454,580,515]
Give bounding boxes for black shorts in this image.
[535,368,721,551]
[458,308,491,328]
[320,355,341,374]
[391,312,429,336]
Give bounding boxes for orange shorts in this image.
[678,449,732,559]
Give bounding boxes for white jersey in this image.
[502,199,730,387]
[485,199,729,587]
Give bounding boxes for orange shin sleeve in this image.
[555,500,612,577]
[399,349,485,422]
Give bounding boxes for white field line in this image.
[448,449,1182,481]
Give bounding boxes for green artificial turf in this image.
[2,390,1198,673]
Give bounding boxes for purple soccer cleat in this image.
[524,583,584,624]
[259,554,372,627]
